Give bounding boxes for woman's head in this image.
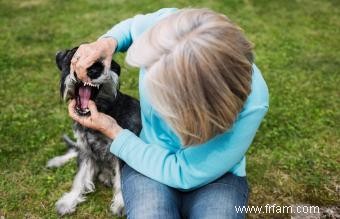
[126,8,253,145]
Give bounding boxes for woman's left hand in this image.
[68,99,123,139]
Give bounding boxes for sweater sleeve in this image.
[110,105,268,190]
[99,8,178,52]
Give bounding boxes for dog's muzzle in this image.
[75,81,100,116]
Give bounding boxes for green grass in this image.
[0,0,339,218]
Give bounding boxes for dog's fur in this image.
[46,47,141,216]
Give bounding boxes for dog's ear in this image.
[55,51,66,71]
[110,60,121,76]
[56,47,79,71]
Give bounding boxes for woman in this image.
[69,8,269,219]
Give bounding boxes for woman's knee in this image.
[121,164,181,219]
[183,173,249,219]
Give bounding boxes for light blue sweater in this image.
[100,8,269,190]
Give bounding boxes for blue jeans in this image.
[121,164,249,219]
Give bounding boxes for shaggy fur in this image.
[47,47,141,216]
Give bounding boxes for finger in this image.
[70,54,78,75]
[87,101,99,118]
[102,57,112,71]
[68,100,92,126]
[71,55,80,64]
[75,55,98,82]
[68,100,85,123]
[71,47,83,64]
[74,55,90,82]
[68,100,80,121]
[79,55,97,70]
[69,99,76,108]
[70,63,77,80]
[70,63,74,75]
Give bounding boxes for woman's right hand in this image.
[70,38,117,83]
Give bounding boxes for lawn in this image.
[0,0,339,218]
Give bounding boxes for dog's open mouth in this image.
[75,82,100,116]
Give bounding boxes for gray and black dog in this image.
[46,47,141,216]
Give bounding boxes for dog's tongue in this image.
[78,86,91,109]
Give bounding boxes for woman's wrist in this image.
[97,37,117,54]
[104,123,123,140]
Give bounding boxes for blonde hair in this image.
[126,8,253,146]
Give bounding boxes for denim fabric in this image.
[121,164,249,219]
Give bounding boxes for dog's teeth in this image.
[84,82,96,87]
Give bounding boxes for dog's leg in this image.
[46,149,78,168]
[110,161,125,216]
[46,135,78,168]
[62,134,77,148]
[56,158,96,215]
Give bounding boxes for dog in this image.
[46,47,141,216]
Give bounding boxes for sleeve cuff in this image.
[110,129,134,157]
[98,34,124,53]
[98,18,133,53]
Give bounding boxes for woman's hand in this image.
[71,38,117,82]
[68,99,123,139]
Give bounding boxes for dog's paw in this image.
[110,202,125,217]
[47,156,72,168]
[110,193,125,216]
[46,157,63,168]
[56,192,85,215]
[46,150,78,168]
